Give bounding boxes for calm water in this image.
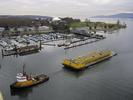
[1,18,133,100]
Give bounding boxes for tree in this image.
[85,18,91,27]
[23,27,28,35]
[2,26,10,37]
[117,20,120,25]
[14,27,20,35]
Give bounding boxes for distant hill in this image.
[92,13,133,18]
[0,15,52,20]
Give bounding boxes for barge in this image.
[63,50,117,70]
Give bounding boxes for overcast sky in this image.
[0,0,133,18]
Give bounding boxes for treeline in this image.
[0,17,80,27]
[0,18,34,27]
[61,17,80,24]
[51,17,81,32]
[0,16,126,34]
[0,16,82,35]
[0,18,51,28]
[70,19,126,32]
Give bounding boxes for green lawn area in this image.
[69,21,126,30]
[69,22,87,28]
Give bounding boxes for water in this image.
[1,18,133,100]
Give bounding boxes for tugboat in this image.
[10,65,49,89]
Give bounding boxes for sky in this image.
[0,0,133,18]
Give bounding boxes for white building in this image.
[52,17,61,21]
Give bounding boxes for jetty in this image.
[64,39,100,49]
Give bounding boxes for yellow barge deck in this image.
[63,50,116,70]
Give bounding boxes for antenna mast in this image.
[23,64,26,75]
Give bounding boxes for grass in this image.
[69,22,87,28]
[69,21,126,30]
[69,22,106,28]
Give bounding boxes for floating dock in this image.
[74,32,105,39]
[1,45,40,56]
[63,50,116,70]
[17,45,40,55]
[64,39,101,49]
[1,49,17,56]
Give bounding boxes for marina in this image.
[0,32,65,56]
[0,32,105,56]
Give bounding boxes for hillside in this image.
[92,13,133,18]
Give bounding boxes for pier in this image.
[63,32,105,49]
[64,39,101,49]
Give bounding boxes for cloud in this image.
[93,0,112,5]
[0,0,133,18]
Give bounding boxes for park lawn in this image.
[69,22,87,28]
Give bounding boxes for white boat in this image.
[0,41,8,47]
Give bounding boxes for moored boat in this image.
[17,45,40,55]
[63,50,117,70]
